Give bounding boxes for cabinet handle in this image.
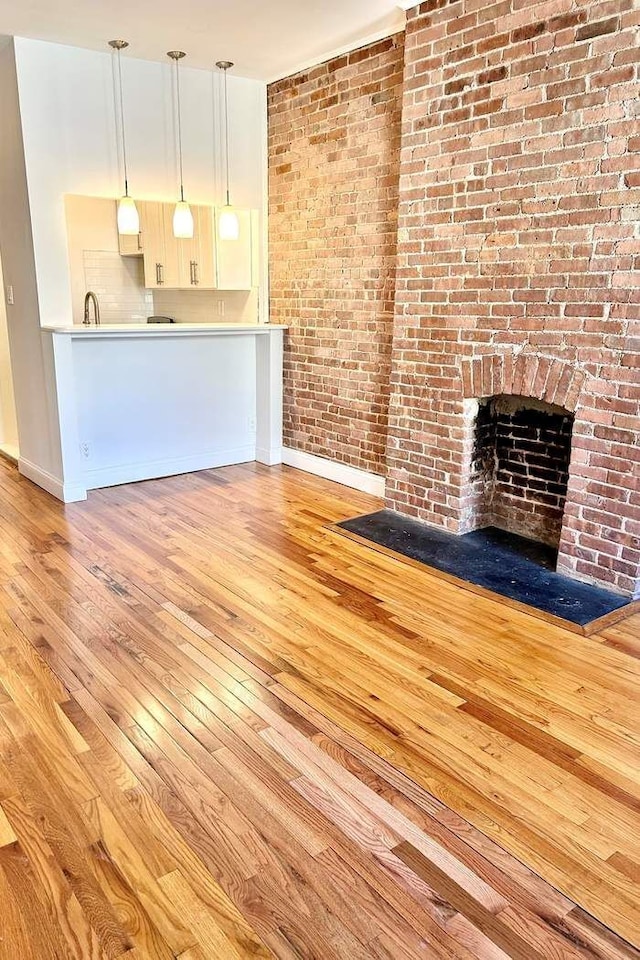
[156,263,164,285]
[191,260,199,286]
[137,232,143,251]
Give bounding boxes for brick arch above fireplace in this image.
[460,355,586,414]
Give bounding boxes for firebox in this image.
[469,395,574,551]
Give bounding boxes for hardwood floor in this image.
[0,455,638,959]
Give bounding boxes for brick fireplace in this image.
[467,395,574,549]
[269,0,640,598]
[386,1,640,597]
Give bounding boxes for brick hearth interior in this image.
[269,0,639,597]
[469,395,574,549]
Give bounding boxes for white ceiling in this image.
[0,0,408,81]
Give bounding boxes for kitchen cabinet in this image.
[196,206,218,288]
[126,200,256,291]
[118,227,143,257]
[140,201,180,289]
[215,208,255,291]
[177,205,216,289]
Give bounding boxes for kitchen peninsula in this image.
[38,323,284,502]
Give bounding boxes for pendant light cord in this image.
[223,66,231,207]
[175,57,185,202]
[115,47,129,197]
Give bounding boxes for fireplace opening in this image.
[469,394,574,551]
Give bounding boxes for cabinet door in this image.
[251,209,261,288]
[194,206,216,289]
[141,201,181,288]
[175,206,216,289]
[176,230,198,288]
[118,228,143,257]
[116,198,144,256]
[215,208,254,291]
[141,201,166,288]
[160,203,181,288]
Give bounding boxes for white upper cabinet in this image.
[118,226,143,257]
[127,201,256,291]
[140,201,180,289]
[214,208,255,291]
[179,205,217,290]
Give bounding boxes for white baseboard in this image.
[0,443,19,464]
[82,445,256,491]
[256,445,283,466]
[18,457,87,503]
[282,446,386,497]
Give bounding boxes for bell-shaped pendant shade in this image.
[173,200,194,239]
[117,195,140,235]
[218,206,240,241]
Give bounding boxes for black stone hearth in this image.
[337,510,632,629]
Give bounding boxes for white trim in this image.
[255,328,283,465]
[0,443,19,464]
[42,324,287,339]
[82,445,256,491]
[258,86,270,325]
[18,456,87,503]
[256,445,283,466]
[282,446,385,497]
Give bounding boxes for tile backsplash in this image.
[152,289,259,325]
[83,251,152,324]
[82,250,258,325]
[80,250,258,327]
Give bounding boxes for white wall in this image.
[0,38,64,480]
[13,38,268,327]
[0,256,18,455]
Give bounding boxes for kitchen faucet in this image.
[83,291,100,325]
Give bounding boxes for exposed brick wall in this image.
[268,36,404,473]
[387,0,640,595]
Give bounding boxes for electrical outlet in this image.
[80,442,90,460]
[6,285,14,305]
[217,300,225,317]
[248,417,257,432]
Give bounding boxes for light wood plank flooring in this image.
[0,456,638,959]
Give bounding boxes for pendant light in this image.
[109,40,140,236]
[216,60,240,241]
[167,50,194,239]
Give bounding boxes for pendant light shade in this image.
[109,40,140,236]
[216,60,240,241]
[218,207,240,241]
[173,200,194,239]
[167,50,194,239]
[117,195,140,235]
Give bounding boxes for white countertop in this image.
[42,323,286,337]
